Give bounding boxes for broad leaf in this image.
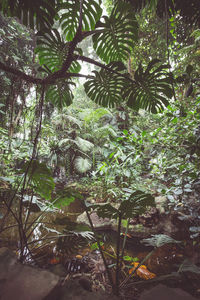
[53,195,75,209]
[22,160,55,200]
[93,1,138,63]
[84,61,127,107]
[123,60,173,113]
[76,137,94,152]
[92,189,154,220]
[59,0,102,41]
[36,29,82,73]
[95,203,119,219]
[119,190,155,218]
[46,80,75,109]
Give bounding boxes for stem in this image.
[119,250,155,288]
[17,85,45,261]
[75,55,136,84]
[164,0,177,101]
[84,204,114,290]
[121,218,130,262]
[115,212,122,296]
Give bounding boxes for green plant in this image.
[84,189,155,295]
[0,0,173,112]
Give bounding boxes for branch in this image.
[63,72,93,79]
[0,61,43,84]
[74,55,136,84]
[82,29,104,39]
[78,0,84,31]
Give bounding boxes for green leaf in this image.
[36,29,82,73]
[46,80,75,109]
[123,256,139,262]
[84,61,127,107]
[59,0,102,41]
[123,60,173,113]
[75,137,94,152]
[141,234,181,248]
[22,160,55,200]
[95,203,119,219]
[53,195,75,209]
[93,1,138,63]
[119,190,155,218]
[90,241,104,250]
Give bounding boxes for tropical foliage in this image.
[0,0,200,297]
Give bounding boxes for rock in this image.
[139,284,198,300]
[77,212,112,230]
[155,196,167,213]
[0,247,59,300]
[78,276,92,291]
[0,247,119,300]
[48,264,68,277]
[45,278,119,300]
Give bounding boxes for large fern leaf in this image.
[58,0,102,41]
[92,1,138,63]
[123,59,173,113]
[36,29,82,73]
[84,61,127,107]
[0,0,56,31]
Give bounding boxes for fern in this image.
[141,234,181,248]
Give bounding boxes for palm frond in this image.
[74,157,92,173]
[141,234,181,248]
